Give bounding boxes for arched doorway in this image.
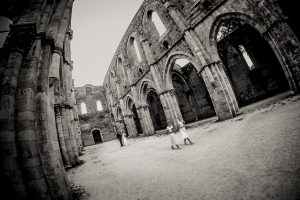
[92,129,102,144]
[171,58,216,123]
[146,90,167,131]
[216,19,290,107]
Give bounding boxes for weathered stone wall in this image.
[104,0,300,138]
[0,0,83,199]
[75,84,115,146]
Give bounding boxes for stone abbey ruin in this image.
[0,0,300,199]
[104,0,300,137]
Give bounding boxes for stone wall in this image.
[0,1,83,199]
[103,0,300,138]
[75,84,115,146]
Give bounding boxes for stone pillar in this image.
[54,105,72,168]
[159,90,182,130]
[0,25,35,199]
[264,20,300,91]
[143,105,155,134]
[61,106,76,166]
[123,114,138,137]
[65,107,80,165]
[200,61,239,120]
[165,3,239,120]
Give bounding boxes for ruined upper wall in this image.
[75,84,109,115]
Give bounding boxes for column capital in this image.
[159,88,176,96]
[4,23,37,54]
[136,104,149,110]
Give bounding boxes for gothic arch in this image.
[209,12,268,62]
[125,94,135,113]
[138,78,158,104]
[163,51,200,90]
[210,12,293,106]
[127,32,144,65]
[91,128,103,144]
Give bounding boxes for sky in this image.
[71,0,144,87]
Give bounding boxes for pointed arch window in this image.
[238,45,254,70]
[81,102,87,114]
[96,100,103,111]
[133,39,142,62]
[149,11,167,36]
[175,59,190,67]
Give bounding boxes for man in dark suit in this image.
[116,131,123,147]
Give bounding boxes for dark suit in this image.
[116,132,123,146]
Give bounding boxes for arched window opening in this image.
[133,38,142,62]
[171,58,216,123]
[216,21,290,107]
[81,102,87,114]
[148,11,167,36]
[217,20,243,42]
[0,16,12,48]
[175,59,190,67]
[163,41,170,49]
[96,100,103,111]
[238,45,254,70]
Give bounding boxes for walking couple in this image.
[116,130,128,147]
[167,116,194,150]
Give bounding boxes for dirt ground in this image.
[68,94,300,200]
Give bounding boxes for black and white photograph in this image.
[0,0,299,199]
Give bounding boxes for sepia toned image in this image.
[0,0,299,199]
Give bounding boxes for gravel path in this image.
[68,95,300,200]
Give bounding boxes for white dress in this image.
[167,125,178,145]
[122,133,128,146]
[178,121,188,139]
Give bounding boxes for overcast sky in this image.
[72,0,143,87]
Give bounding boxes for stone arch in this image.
[116,106,123,121]
[146,89,167,130]
[127,32,144,65]
[209,12,268,62]
[210,12,291,106]
[125,95,143,135]
[138,78,158,104]
[117,54,127,78]
[163,51,200,90]
[143,1,169,41]
[125,94,135,113]
[91,128,103,144]
[164,52,216,123]
[142,1,160,29]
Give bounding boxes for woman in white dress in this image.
[177,116,194,145]
[166,121,181,150]
[121,131,128,146]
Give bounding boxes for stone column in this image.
[142,105,155,134]
[123,114,138,137]
[61,106,76,166]
[65,107,80,165]
[165,3,239,120]
[0,24,35,199]
[264,20,300,91]
[54,105,72,168]
[142,39,181,129]
[136,106,151,135]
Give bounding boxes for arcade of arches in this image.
[0,0,300,199]
[104,0,300,139]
